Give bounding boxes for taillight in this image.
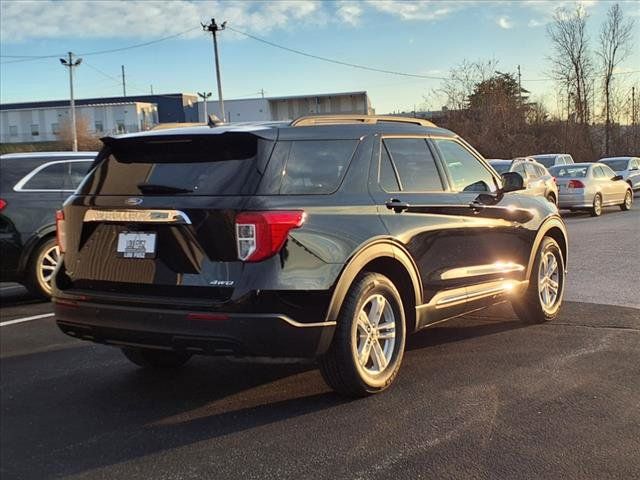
[0,198,6,211]
[55,210,66,253]
[567,180,585,189]
[235,211,305,262]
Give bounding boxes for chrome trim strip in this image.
[440,262,525,280]
[433,280,526,308]
[13,159,94,192]
[84,209,192,225]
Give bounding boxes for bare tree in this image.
[57,116,102,151]
[547,5,593,125]
[440,59,499,111]
[597,3,634,155]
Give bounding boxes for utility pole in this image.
[203,18,227,122]
[260,88,265,99]
[121,65,126,97]
[517,65,522,106]
[150,84,154,94]
[197,91,212,122]
[59,52,82,152]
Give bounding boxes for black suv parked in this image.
[0,152,96,296]
[53,116,568,396]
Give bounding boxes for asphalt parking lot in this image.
[1,206,639,480]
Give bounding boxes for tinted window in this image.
[434,139,497,192]
[549,166,588,178]
[489,162,511,174]
[80,134,272,196]
[601,159,629,171]
[280,140,357,194]
[383,138,443,192]
[379,144,400,191]
[22,163,66,190]
[533,155,556,168]
[64,161,92,189]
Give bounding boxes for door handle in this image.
[469,200,486,212]
[385,199,410,213]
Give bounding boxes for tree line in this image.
[431,3,637,162]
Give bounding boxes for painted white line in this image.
[0,313,55,327]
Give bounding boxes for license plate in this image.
[117,232,157,259]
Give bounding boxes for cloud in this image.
[0,0,325,42]
[366,0,467,21]
[528,18,544,27]
[336,1,363,26]
[497,15,513,29]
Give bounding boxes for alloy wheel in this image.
[37,244,60,295]
[538,251,560,312]
[624,191,632,209]
[354,294,396,375]
[594,195,602,216]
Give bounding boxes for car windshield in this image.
[600,159,628,171]
[549,166,588,177]
[489,162,511,174]
[532,155,556,168]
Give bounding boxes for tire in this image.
[590,193,602,217]
[25,236,60,298]
[122,347,192,368]
[620,190,633,211]
[512,237,565,324]
[318,273,406,397]
[546,193,556,205]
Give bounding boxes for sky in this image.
[1,0,639,115]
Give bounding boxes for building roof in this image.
[0,93,196,111]
[266,91,368,101]
[1,102,156,113]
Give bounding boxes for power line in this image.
[0,26,199,65]
[226,25,449,80]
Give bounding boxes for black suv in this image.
[0,152,96,296]
[53,116,568,396]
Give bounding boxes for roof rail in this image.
[290,115,436,128]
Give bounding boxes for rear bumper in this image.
[558,192,591,209]
[54,299,336,358]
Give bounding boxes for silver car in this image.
[531,153,575,168]
[598,156,640,192]
[549,163,633,216]
[489,158,559,204]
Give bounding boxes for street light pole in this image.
[203,18,226,122]
[197,91,212,122]
[59,52,82,152]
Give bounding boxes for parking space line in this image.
[0,313,55,327]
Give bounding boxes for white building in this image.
[0,102,158,144]
[200,91,374,123]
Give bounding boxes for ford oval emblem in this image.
[125,197,143,206]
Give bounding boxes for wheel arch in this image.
[324,239,422,334]
[525,216,568,279]
[17,225,57,277]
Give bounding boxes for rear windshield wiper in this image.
[137,183,193,194]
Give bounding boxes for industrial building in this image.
[0,102,158,143]
[0,90,374,144]
[201,91,374,122]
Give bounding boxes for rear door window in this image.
[21,162,66,190]
[524,163,539,179]
[64,161,92,190]
[382,138,444,192]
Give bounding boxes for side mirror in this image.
[612,175,624,181]
[501,172,525,193]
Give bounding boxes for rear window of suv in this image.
[79,133,273,196]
